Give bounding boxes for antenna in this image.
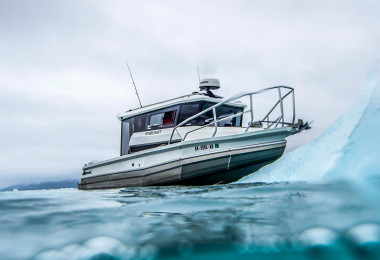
[126,62,142,108]
[197,64,201,83]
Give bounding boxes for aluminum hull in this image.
[78,127,294,190]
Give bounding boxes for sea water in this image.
[1,180,380,260]
[1,67,380,260]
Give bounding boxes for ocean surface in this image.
[1,67,380,260]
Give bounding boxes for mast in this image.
[126,62,142,108]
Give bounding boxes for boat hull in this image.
[78,127,294,190]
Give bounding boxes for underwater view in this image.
[1,71,380,260]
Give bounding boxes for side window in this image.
[200,102,243,127]
[178,103,200,125]
[163,111,176,124]
[133,114,147,132]
[216,105,235,126]
[150,113,165,126]
[217,106,244,126]
[148,110,177,129]
[199,102,217,125]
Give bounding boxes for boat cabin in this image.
[118,92,246,155]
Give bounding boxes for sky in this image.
[0,0,379,188]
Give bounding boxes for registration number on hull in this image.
[195,143,219,151]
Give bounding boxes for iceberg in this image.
[238,64,380,183]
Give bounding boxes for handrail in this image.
[168,86,296,144]
[182,110,248,141]
[262,89,292,124]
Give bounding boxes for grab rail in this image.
[168,86,296,144]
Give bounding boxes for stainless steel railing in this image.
[168,86,296,144]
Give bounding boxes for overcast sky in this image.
[0,0,379,187]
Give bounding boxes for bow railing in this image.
[168,86,296,144]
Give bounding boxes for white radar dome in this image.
[199,78,220,91]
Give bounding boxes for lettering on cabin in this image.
[145,130,162,135]
[194,143,219,151]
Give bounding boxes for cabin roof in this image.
[117,92,246,121]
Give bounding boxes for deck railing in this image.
[168,86,296,144]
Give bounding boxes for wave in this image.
[238,64,380,183]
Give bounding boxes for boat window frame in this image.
[178,102,202,126]
[146,105,180,130]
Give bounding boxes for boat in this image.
[78,78,309,190]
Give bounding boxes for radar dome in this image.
[199,78,220,91]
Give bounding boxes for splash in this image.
[238,65,380,183]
